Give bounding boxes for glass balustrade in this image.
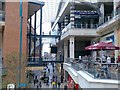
[62,22,97,34]
[65,58,119,80]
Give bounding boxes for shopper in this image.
[64,80,67,90]
[46,77,49,86]
[53,68,54,73]
[57,81,61,90]
[117,55,120,63]
[52,80,56,88]
[48,69,50,73]
[39,81,42,88]
[107,56,111,67]
[37,84,39,90]
[34,79,36,86]
[61,76,64,83]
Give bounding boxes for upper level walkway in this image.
[27,57,64,67]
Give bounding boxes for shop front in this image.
[67,75,79,90]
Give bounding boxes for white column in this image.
[99,3,104,24]
[69,36,74,59]
[64,41,68,61]
[114,29,119,62]
[90,19,93,28]
[113,0,118,16]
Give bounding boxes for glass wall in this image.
[0,2,5,21]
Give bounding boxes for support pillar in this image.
[39,8,43,63]
[99,3,104,24]
[113,0,118,16]
[114,29,119,62]
[33,11,37,62]
[64,41,68,61]
[69,36,74,59]
[28,16,32,61]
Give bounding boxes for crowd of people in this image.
[27,63,67,89]
[68,54,120,79]
[78,54,120,64]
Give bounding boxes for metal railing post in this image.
[18,0,23,88]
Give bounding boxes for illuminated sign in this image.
[74,11,99,18]
[106,35,114,43]
[74,11,98,15]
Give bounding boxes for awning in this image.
[28,0,44,18]
[85,42,120,50]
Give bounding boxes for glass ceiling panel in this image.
[39,0,61,23]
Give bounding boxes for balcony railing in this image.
[27,57,64,66]
[62,22,98,34]
[98,12,119,27]
[64,58,119,80]
[62,23,71,34]
[74,23,98,29]
[97,13,120,30]
[0,10,5,21]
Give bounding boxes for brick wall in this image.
[3,2,28,88]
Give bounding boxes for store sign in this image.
[74,11,98,15]
[74,11,99,18]
[106,35,114,43]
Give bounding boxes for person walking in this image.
[46,77,49,86]
[48,69,50,73]
[57,81,61,90]
[52,80,56,88]
[61,76,64,83]
[39,81,42,88]
[64,80,68,90]
[53,68,54,73]
[55,76,57,81]
[37,84,39,90]
[53,75,55,80]
[107,56,111,67]
[34,79,36,86]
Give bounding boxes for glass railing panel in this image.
[74,24,98,29]
[62,22,97,35]
[64,58,119,80]
[62,23,71,34]
[0,10,5,21]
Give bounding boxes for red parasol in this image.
[85,42,120,50]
